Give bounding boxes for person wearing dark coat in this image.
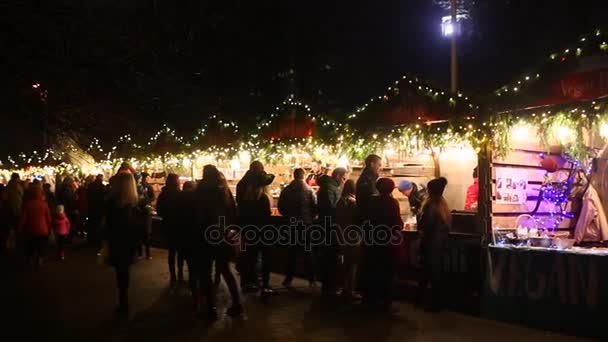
[178,181,202,311]
[356,154,382,223]
[87,175,106,248]
[104,173,140,315]
[238,170,275,295]
[362,178,403,312]
[57,177,79,237]
[157,173,184,286]
[196,165,243,318]
[42,183,56,214]
[236,161,265,206]
[316,167,348,295]
[278,168,318,288]
[136,172,155,259]
[417,177,451,312]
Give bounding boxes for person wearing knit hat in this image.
[376,177,396,195]
[361,177,403,312]
[427,177,447,197]
[417,176,451,312]
[397,180,413,195]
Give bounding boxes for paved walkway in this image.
[0,246,588,342]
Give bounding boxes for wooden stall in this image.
[480,30,608,338]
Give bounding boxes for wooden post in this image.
[477,140,493,245]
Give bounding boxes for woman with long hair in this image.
[335,179,361,300]
[417,177,451,312]
[196,165,242,318]
[157,173,184,286]
[179,180,202,312]
[238,170,274,295]
[104,172,140,315]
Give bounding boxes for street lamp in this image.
[440,0,468,93]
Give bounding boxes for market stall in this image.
[342,76,485,310]
[481,29,608,338]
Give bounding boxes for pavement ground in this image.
[0,246,590,342]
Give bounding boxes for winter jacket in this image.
[306,172,323,187]
[53,212,71,236]
[86,180,106,220]
[336,194,359,247]
[57,186,78,216]
[238,193,271,227]
[76,186,88,216]
[44,189,57,215]
[5,179,23,217]
[365,195,403,274]
[356,169,379,222]
[278,179,317,224]
[138,183,155,208]
[19,189,52,236]
[574,185,608,243]
[369,195,404,232]
[464,178,479,211]
[336,195,357,229]
[196,183,238,255]
[105,197,139,266]
[317,175,341,220]
[178,189,200,254]
[236,170,263,207]
[156,186,182,242]
[418,201,450,269]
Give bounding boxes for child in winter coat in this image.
[53,205,71,260]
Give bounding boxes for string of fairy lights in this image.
[2,25,608,175]
[3,93,608,174]
[495,28,607,98]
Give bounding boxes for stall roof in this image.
[492,28,608,113]
[346,75,479,131]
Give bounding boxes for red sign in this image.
[532,69,608,107]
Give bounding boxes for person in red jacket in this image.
[19,186,52,267]
[464,167,479,211]
[53,205,71,260]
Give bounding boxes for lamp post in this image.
[449,0,457,93]
[441,0,460,93]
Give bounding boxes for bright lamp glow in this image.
[555,126,573,143]
[511,124,532,142]
[600,123,608,139]
[444,23,454,36]
[441,15,466,37]
[337,155,349,169]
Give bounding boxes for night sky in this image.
[1,0,607,153]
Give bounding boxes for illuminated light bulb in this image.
[511,124,532,142]
[336,155,349,169]
[555,125,573,143]
[600,123,608,139]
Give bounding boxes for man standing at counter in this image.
[464,166,479,211]
[306,160,325,187]
[356,154,382,223]
[278,168,318,288]
[317,167,348,295]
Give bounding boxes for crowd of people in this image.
[0,154,453,318]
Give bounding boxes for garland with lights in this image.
[494,28,607,100]
[490,99,608,160]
